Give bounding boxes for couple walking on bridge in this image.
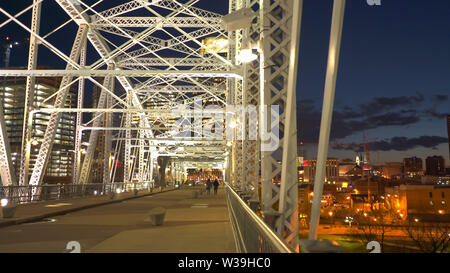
[205,178,219,196]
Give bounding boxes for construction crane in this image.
[1,36,23,68]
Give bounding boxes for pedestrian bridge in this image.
[0,0,347,253]
[0,184,291,253]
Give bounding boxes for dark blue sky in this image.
[1,0,449,165]
[297,0,450,165]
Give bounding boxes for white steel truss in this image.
[0,0,303,250]
[259,0,302,250]
[29,24,88,187]
[0,103,16,186]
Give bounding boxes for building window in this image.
[429,192,433,198]
[442,192,445,198]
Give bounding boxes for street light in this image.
[236,48,258,63]
[221,7,256,32]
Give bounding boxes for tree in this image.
[351,198,396,253]
[404,220,450,253]
[352,209,391,252]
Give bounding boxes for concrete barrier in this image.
[2,205,17,219]
[192,191,199,199]
[149,207,166,226]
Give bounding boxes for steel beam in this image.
[18,0,42,186]
[260,0,302,250]
[28,25,88,188]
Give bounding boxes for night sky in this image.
[0,0,449,165]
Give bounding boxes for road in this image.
[0,187,236,253]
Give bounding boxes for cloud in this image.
[431,94,449,102]
[338,93,425,119]
[424,108,450,119]
[333,136,448,152]
[296,91,450,144]
[297,100,421,142]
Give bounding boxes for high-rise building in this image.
[403,157,423,178]
[297,149,306,183]
[0,74,76,183]
[303,158,339,184]
[425,156,445,176]
[382,162,404,179]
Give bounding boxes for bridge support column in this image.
[259,0,303,250]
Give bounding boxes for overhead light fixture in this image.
[236,48,258,63]
[31,139,39,145]
[222,8,256,32]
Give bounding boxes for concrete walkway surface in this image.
[0,186,236,253]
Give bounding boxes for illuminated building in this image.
[303,158,339,184]
[385,184,450,221]
[0,74,76,183]
[382,162,403,179]
[297,149,306,183]
[403,157,423,178]
[425,156,445,176]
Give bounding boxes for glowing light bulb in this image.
[236,49,257,63]
[1,199,8,207]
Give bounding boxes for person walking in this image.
[206,178,212,195]
[213,178,219,196]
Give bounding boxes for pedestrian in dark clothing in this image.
[213,179,219,195]
[206,178,212,195]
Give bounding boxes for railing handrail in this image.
[224,182,292,253]
[0,182,155,204]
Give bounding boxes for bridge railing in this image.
[0,182,151,204]
[224,182,292,253]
